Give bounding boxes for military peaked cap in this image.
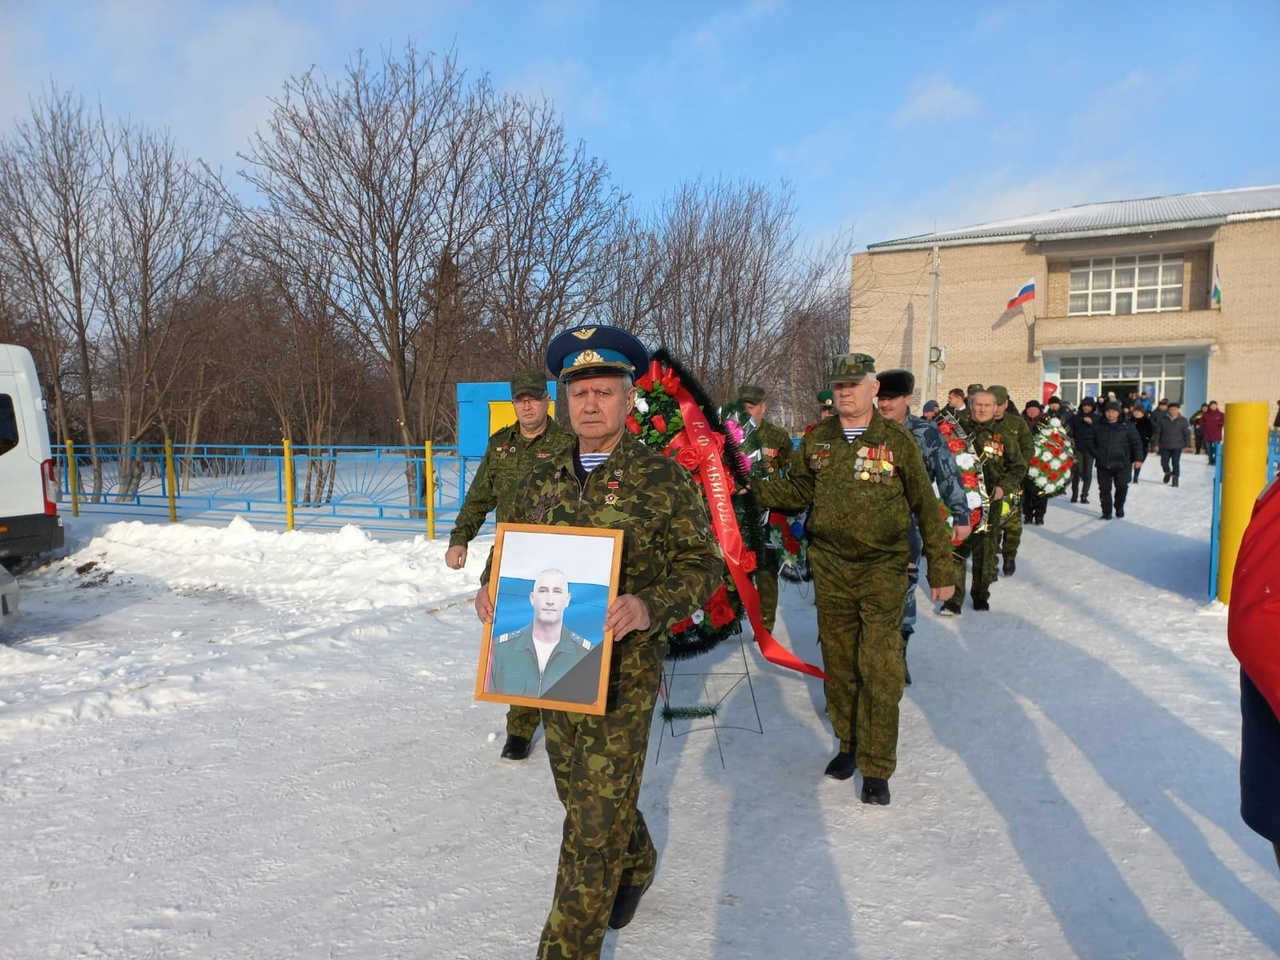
[737,385,767,404]
[545,324,650,382]
[817,389,833,409]
[966,382,985,394]
[989,384,1010,404]
[876,368,915,398]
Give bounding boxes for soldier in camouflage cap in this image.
[735,384,794,632]
[448,369,573,760]
[474,323,722,959]
[946,390,1028,613]
[988,385,1033,577]
[755,352,956,806]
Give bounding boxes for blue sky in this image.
[2,0,1277,249]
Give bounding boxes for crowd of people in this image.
[441,329,1257,958]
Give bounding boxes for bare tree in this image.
[475,94,626,368]
[0,88,105,482]
[240,45,497,449]
[92,117,229,492]
[639,178,799,402]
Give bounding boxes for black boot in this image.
[500,734,532,760]
[1002,556,1016,576]
[1172,475,1179,487]
[608,876,654,929]
[824,751,857,780]
[860,777,891,805]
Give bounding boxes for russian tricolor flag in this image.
[1007,279,1036,310]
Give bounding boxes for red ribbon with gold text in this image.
[654,362,826,680]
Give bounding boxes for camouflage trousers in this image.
[537,638,666,960]
[810,545,910,780]
[952,527,999,604]
[998,507,1023,560]
[756,545,782,632]
[507,703,542,739]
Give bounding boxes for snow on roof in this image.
[868,184,1280,251]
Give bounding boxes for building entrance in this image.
[1100,380,1140,405]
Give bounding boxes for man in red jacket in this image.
[1229,479,1280,870]
[1201,400,1225,465]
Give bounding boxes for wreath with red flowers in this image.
[1027,415,1076,497]
[936,411,990,540]
[627,349,765,661]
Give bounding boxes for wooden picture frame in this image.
[475,522,625,716]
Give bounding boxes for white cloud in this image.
[852,162,1167,249]
[893,74,979,128]
[504,59,615,130]
[773,120,857,180]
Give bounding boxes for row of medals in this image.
[855,446,893,483]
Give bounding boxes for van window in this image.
[0,394,18,457]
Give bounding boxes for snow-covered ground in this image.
[2,458,1278,959]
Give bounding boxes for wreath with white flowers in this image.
[936,411,990,539]
[1027,415,1076,497]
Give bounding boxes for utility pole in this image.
[924,245,941,404]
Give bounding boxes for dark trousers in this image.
[1096,466,1130,518]
[1071,451,1095,498]
[1160,447,1183,478]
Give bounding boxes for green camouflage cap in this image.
[737,384,767,404]
[966,382,985,395]
[510,370,550,399]
[826,352,876,387]
[817,389,833,408]
[989,384,1010,404]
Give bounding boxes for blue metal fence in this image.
[57,443,487,537]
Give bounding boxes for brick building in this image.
[850,185,1280,410]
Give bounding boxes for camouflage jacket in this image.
[489,436,722,655]
[904,413,969,520]
[740,419,794,479]
[753,411,955,588]
[998,413,1034,472]
[959,413,1028,495]
[449,418,574,547]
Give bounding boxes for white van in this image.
[0,344,64,561]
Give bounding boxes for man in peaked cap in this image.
[474,323,721,958]
[874,369,971,686]
[754,352,956,806]
[447,368,572,761]
[735,383,794,633]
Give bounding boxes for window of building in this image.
[1068,253,1184,315]
[1054,353,1185,406]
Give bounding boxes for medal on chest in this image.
[854,443,895,482]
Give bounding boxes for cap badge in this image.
[571,349,605,367]
[571,328,596,340]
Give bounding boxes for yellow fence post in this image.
[425,442,436,540]
[1217,401,1270,603]
[283,439,295,531]
[164,439,177,523]
[64,439,79,518]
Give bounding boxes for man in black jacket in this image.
[1089,401,1144,520]
[1068,398,1100,503]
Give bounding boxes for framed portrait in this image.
[475,522,625,716]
